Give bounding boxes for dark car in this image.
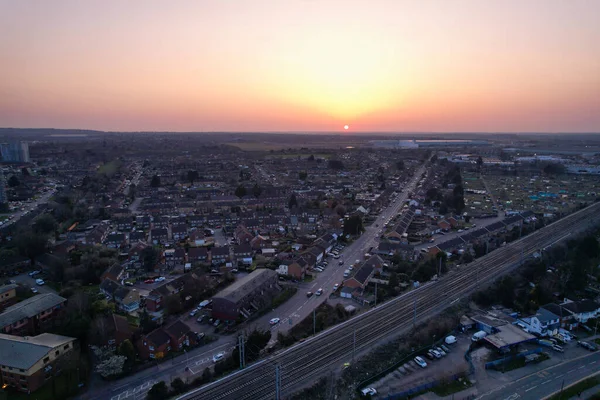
[306,291,313,297]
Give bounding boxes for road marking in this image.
[188,367,196,374]
[591,361,597,365]
[568,369,576,373]
[578,365,585,369]
[525,385,537,392]
[556,374,564,378]
[541,380,551,384]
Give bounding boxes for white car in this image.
[361,387,377,396]
[35,279,45,286]
[333,284,340,291]
[155,276,165,282]
[212,352,225,363]
[414,356,428,368]
[316,288,324,296]
[269,318,281,325]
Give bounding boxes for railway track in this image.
[179,202,600,400]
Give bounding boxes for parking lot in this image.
[369,335,471,396]
[7,271,59,295]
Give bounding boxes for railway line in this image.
[179,201,600,400]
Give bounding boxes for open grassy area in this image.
[547,375,600,400]
[431,376,473,396]
[97,159,122,177]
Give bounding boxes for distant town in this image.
[1,130,600,400]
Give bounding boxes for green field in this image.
[97,160,122,177]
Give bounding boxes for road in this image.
[252,162,429,336]
[0,187,56,228]
[177,200,600,400]
[477,351,600,400]
[78,161,429,400]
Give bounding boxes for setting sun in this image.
[344,125,349,130]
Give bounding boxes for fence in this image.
[484,347,543,369]
[383,372,467,400]
[356,329,462,393]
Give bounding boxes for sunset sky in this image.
[1,0,599,133]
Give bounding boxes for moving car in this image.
[212,352,225,363]
[306,291,313,297]
[414,356,428,368]
[316,288,324,296]
[333,283,340,291]
[269,318,281,325]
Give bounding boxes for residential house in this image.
[99,279,140,313]
[171,224,188,241]
[84,224,109,245]
[152,216,169,229]
[233,244,253,266]
[129,231,147,243]
[188,247,208,264]
[164,320,194,350]
[189,230,205,246]
[343,256,384,290]
[0,284,18,310]
[286,257,309,280]
[105,233,126,249]
[0,333,78,394]
[234,225,254,244]
[188,215,205,228]
[101,263,126,282]
[137,328,171,360]
[211,246,230,265]
[560,299,600,324]
[0,293,67,336]
[135,215,152,230]
[104,314,133,347]
[150,228,168,245]
[517,308,560,337]
[212,269,279,321]
[115,217,134,232]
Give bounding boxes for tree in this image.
[7,175,20,187]
[187,170,199,185]
[201,367,213,383]
[231,329,271,364]
[543,163,566,175]
[235,185,247,199]
[14,231,48,261]
[252,183,262,199]
[33,214,57,235]
[298,171,308,180]
[94,351,127,378]
[327,159,344,170]
[118,339,136,371]
[477,156,483,170]
[307,154,315,161]
[577,235,600,259]
[88,315,113,346]
[147,382,169,400]
[170,377,188,394]
[139,309,158,334]
[343,215,364,236]
[288,193,298,209]
[142,246,160,272]
[335,205,346,217]
[396,160,405,170]
[150,174,161,187]
[388,272,399,289]
[165,294,183,316]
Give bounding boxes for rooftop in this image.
[484,324,536,349]
[0,333,75,370]
[214,268,277,304]
[0,293,66,328]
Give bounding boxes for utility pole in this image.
[374,282,378,307]
[239,333,245,369]
[275,365,281,400]
[313,309,316,336]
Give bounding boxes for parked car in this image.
[35,279,45,286]
[124,281,134,286]
[440,344,450,353]
[414,356,428,368]
[196,315,207,323]
[213,319,221,327]
[270,318,281,325]
[333,283,340,291]
[28,270,41,277]
[31,287,39,294]
[425,351,435,360]
[189,310,197,317]
[155,276,165,282]
[431,349,442,359]
[144,279,154,284]
[552,345,564,353]
[435,347,446,356]
[361,387,377,396]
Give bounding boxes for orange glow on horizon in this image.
[1,1,599,132]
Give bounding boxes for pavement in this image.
[8,271,59,295]
[78,162,429,400]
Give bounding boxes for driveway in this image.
[9,272,59,295]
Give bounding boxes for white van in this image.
[445,335,457,345]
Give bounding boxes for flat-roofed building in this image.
[0,333,77,393]
[0,293,67,336]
